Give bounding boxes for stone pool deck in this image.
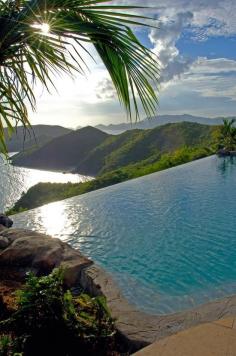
[133,317,236,355]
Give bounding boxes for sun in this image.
[40,23,50,34]
[32,22,50,34]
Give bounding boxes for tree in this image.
[0,0,159,154]
[217,119,236,151]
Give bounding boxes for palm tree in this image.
[218,119,236,152]
[0,0,159,154]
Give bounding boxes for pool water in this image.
[13,156,236,314]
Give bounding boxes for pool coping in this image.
[80,264,236,353]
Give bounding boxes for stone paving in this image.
[134,317,236,356]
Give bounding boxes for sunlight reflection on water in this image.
[0,154,92,212]
[39,203,70,239]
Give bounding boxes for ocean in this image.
[0,154,90,212]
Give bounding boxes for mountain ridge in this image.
[5,125,71,152]
[95,114,228,134]
[12,126,109,171]
[12,122,217,175]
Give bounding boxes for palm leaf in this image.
[0,0,159,154]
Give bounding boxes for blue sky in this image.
[177,36,236,60]
[30,0,236,128]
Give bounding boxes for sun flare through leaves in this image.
[32,22,51,34]
[0,0,159,155]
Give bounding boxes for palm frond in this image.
[0,0,159,154]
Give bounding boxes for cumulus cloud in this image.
[159,57,236,108]
[117,0,236,38]
[79,1,236,119]
[149,12,194,83]
[145,1,236,85]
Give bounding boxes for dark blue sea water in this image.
[13,155,236,314]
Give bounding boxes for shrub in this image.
[0,334,22,356]
[0,269,115,356]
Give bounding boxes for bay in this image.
[0,154,90,212]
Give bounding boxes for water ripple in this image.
[13,156,236,314]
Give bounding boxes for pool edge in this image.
[81,264,236,353]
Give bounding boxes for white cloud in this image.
[95,78,117,100]
[191,58,236,74]
[117,0,236,38]
[186,58,236,101]
[149,12,194,83]
[158,57,236,117]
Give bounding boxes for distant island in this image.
[95,114,229,134]
[7,121,218,215]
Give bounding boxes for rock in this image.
[0,236,10,249]
[61,258,93,288]
[0,214,13,228]
[0,229,92,280]
[0,235,62,272]
[0,224,7,232]
[1,229,44,243]
[60,244,93,287]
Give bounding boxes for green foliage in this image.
[97,122,216,175]
[7,145,215,215]
[0,0,159,154]
[0,269,115,356]
[215,119,236,151]
[122,145,213,178]
[0,334,22,356]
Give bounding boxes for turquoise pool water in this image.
[13,156,236,314]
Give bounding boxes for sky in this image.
[30,0,236,128]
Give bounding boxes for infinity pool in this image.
[13,156,236,314]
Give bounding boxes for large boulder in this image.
[0,236,10,249]
[0,225,7,232]
[0,229,92,285]
[0,215,13,228]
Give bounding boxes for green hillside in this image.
[13,122,217,175]
[75,122,216,175]
[12,126,109,171]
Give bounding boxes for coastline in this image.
[11,162,81,175]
